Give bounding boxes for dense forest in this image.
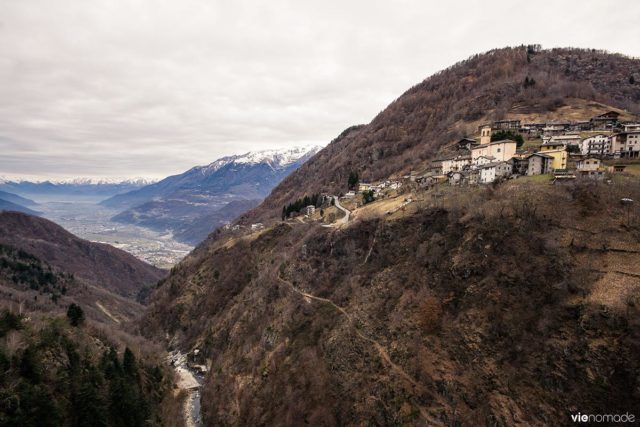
[0,309,179,426]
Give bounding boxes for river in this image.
[169,351,204,427]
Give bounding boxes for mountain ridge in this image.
[236,46,640,224]
[141,46,640,425]
[103,145,322,244]
[0,211,165,299]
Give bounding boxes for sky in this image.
[1,0,639,181]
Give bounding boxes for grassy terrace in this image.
[515,174,554,184]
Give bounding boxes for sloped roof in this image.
[472,139,517,149]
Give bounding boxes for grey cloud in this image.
[1,0,639,180]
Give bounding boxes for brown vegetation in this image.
[0,211,165,299]
[143,176,640,425]
[237,46,640,224]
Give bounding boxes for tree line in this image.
[282,193,323,219]
[0,309,173,427]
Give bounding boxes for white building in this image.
[471,140,517,162]
[576,158,601,172]
[580,134,610,156]
[304,205,316,216]
[478,162,512,184]
[545,133,581,147]
[441,155,471,174]
[472,155,496,167]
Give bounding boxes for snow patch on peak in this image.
[192,145,322,175]
[0,176,156,186]
[233,145,321,167]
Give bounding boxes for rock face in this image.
[141,47,640,425]
[0,211,165,299]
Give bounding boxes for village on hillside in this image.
[420,110,638,187]
[239,109,640,230]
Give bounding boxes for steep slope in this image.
[0,313,180,427]
[141,47,640,426]
[104,146,320,244]
[0,211,165,299]
[143,179,640,425]
[239,46,640,223]
[172,199,261,245]
[0,199,40,216]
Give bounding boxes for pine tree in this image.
[348,171,359,189]
[66,303,84,327]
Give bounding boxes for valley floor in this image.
[36,199,192,268]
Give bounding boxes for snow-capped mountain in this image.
[188,146,322,176]
[0,177,155,200]
[101,145,321,244]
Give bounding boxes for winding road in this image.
[333,196,350,224]
[322,196,351,228]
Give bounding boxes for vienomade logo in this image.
[571,412,636,423]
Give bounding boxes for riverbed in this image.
[169,351,204,427]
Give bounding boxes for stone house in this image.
[473,155,496,167]
[493,119,521,130]
[576,158,601,172]
[545,133,581,148]
[440,155,472,174]
[610,132,640,158]
[456,137,478,151]
[526,153,552,175]
[590,111,620,129]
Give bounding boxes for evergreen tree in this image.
[348,171,359,189]
[66,303,84,327]
[491,130,525,147]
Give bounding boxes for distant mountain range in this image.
[0,190,38,207]
[0,198,41,216]
[102,146,321,244]
[0,178,154,200]
[0,189,41,215]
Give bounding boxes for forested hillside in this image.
[0,309,182,426]
[141,47,640,425]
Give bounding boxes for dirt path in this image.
[95,302,120,324]
[277,276,435,423]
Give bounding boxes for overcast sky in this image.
[1,0,639,180]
